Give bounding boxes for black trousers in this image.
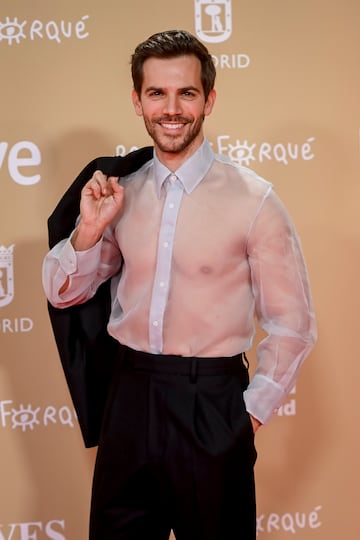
[89,346,257,540]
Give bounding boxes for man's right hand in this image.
[71,171,124,251]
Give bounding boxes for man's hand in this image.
[249,415,262,434]
[72,171,124,251]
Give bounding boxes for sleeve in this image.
[42,227,122,308]
[243,188,317,424]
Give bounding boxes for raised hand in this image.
[71,171,125,251]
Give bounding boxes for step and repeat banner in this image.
[1,0,359,538]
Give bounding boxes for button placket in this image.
[148,177,183,353]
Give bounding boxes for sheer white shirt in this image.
[42,139,317,424]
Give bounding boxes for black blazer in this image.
[47,147,153,447]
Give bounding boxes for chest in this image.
[115,179,252,280]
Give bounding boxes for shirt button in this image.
[170,174,177,182]
[163,241,169,248]
[152,320,159,327]
[159,281,165,287]
[169,202,174,209]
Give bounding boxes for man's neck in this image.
[154,137,205,173]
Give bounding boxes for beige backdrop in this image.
[1,0,359,538]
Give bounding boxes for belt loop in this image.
[190,358,198,383]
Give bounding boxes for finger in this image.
[109,179,125,206]
[93,170,111,195]
[83,171,108,198]
[108,176,121,191]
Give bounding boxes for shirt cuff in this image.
[243,373,287,424]
[59,235,103,276]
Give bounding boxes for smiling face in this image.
[132,54,216,169]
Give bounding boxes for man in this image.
[43,30,316,540]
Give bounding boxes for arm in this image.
[244,189,317,425]
[42,172,124,307]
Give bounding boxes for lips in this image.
[160,122,185,130]
[156,116,191,131]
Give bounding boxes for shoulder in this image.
[212,153,273,198]
[94,146,154,177]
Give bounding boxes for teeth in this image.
[161,123,183,129]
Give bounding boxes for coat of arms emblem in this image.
[0,245,15,307]
[195,0,232,43]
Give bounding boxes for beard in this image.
[142,114,205,154]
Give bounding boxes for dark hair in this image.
[131,30,216,100]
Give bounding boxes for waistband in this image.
[121,346,249,383]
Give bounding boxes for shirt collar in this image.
[153,139,214,198]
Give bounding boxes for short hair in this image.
[131,30,216,100]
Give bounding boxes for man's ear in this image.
[204,88,216,117]
[132,89,143,116]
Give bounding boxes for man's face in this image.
[132,55,215,161]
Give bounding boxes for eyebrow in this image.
[144,85,201,94]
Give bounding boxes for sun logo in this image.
[227,140,256,167]
[0,17,27,45]
[11,404,40,432]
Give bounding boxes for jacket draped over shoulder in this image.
[47,147,153,448]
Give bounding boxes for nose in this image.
[162,94,182,116]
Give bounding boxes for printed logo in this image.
[257,505,322,535]
[216,135,316,166]
[195,0,232,43]
[0,17,26,45]
[0,519,66,540]
[0,399,78,431]
[0,15,89,45]
[0,245,14,307]
[277,386,296,417]
[1,317,33,333]
[0,140,41,185]
[115,135,316,167]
